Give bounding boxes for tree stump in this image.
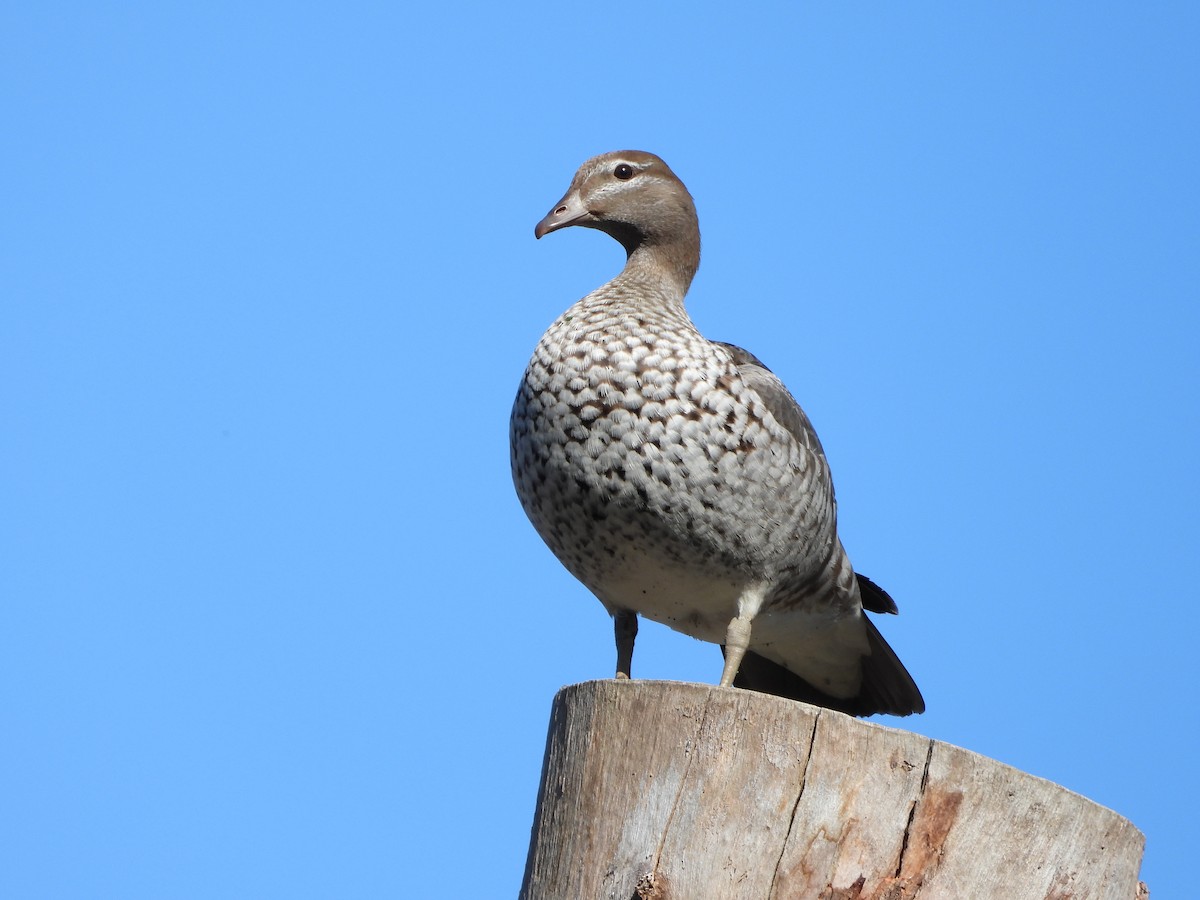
[520,680,1144,899]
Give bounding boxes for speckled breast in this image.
[511,289,822,631]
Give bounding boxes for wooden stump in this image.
[520,681,1144,900]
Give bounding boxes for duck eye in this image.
[613,163,635,180]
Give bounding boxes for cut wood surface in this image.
[519,680,1144,900]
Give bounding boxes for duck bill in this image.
[535,191,591,239]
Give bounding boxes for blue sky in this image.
[3,3,1197,896]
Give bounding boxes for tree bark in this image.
[520,680,1145,900]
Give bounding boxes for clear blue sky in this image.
[4,3,1196,896]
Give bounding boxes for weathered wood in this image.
[520,681,1145,900]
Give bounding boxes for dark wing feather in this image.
[712,341,829,469]
[730,638,925,717]
[714,341,924,716]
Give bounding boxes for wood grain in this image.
[519,681,1145,900]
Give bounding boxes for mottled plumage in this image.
[510,151,923,716]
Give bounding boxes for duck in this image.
[510,150,924,716]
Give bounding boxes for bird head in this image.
[534,151,699,259]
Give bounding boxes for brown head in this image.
[535,151,701,292]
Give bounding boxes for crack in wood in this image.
[649,690,714,881]
[893,742,963,900]
[893,739,935,882]
[767,709,822,898]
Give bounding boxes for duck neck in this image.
[622,231,701,301]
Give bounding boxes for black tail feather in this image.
[856,572,899,615]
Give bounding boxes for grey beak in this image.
[535,190,591,239]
